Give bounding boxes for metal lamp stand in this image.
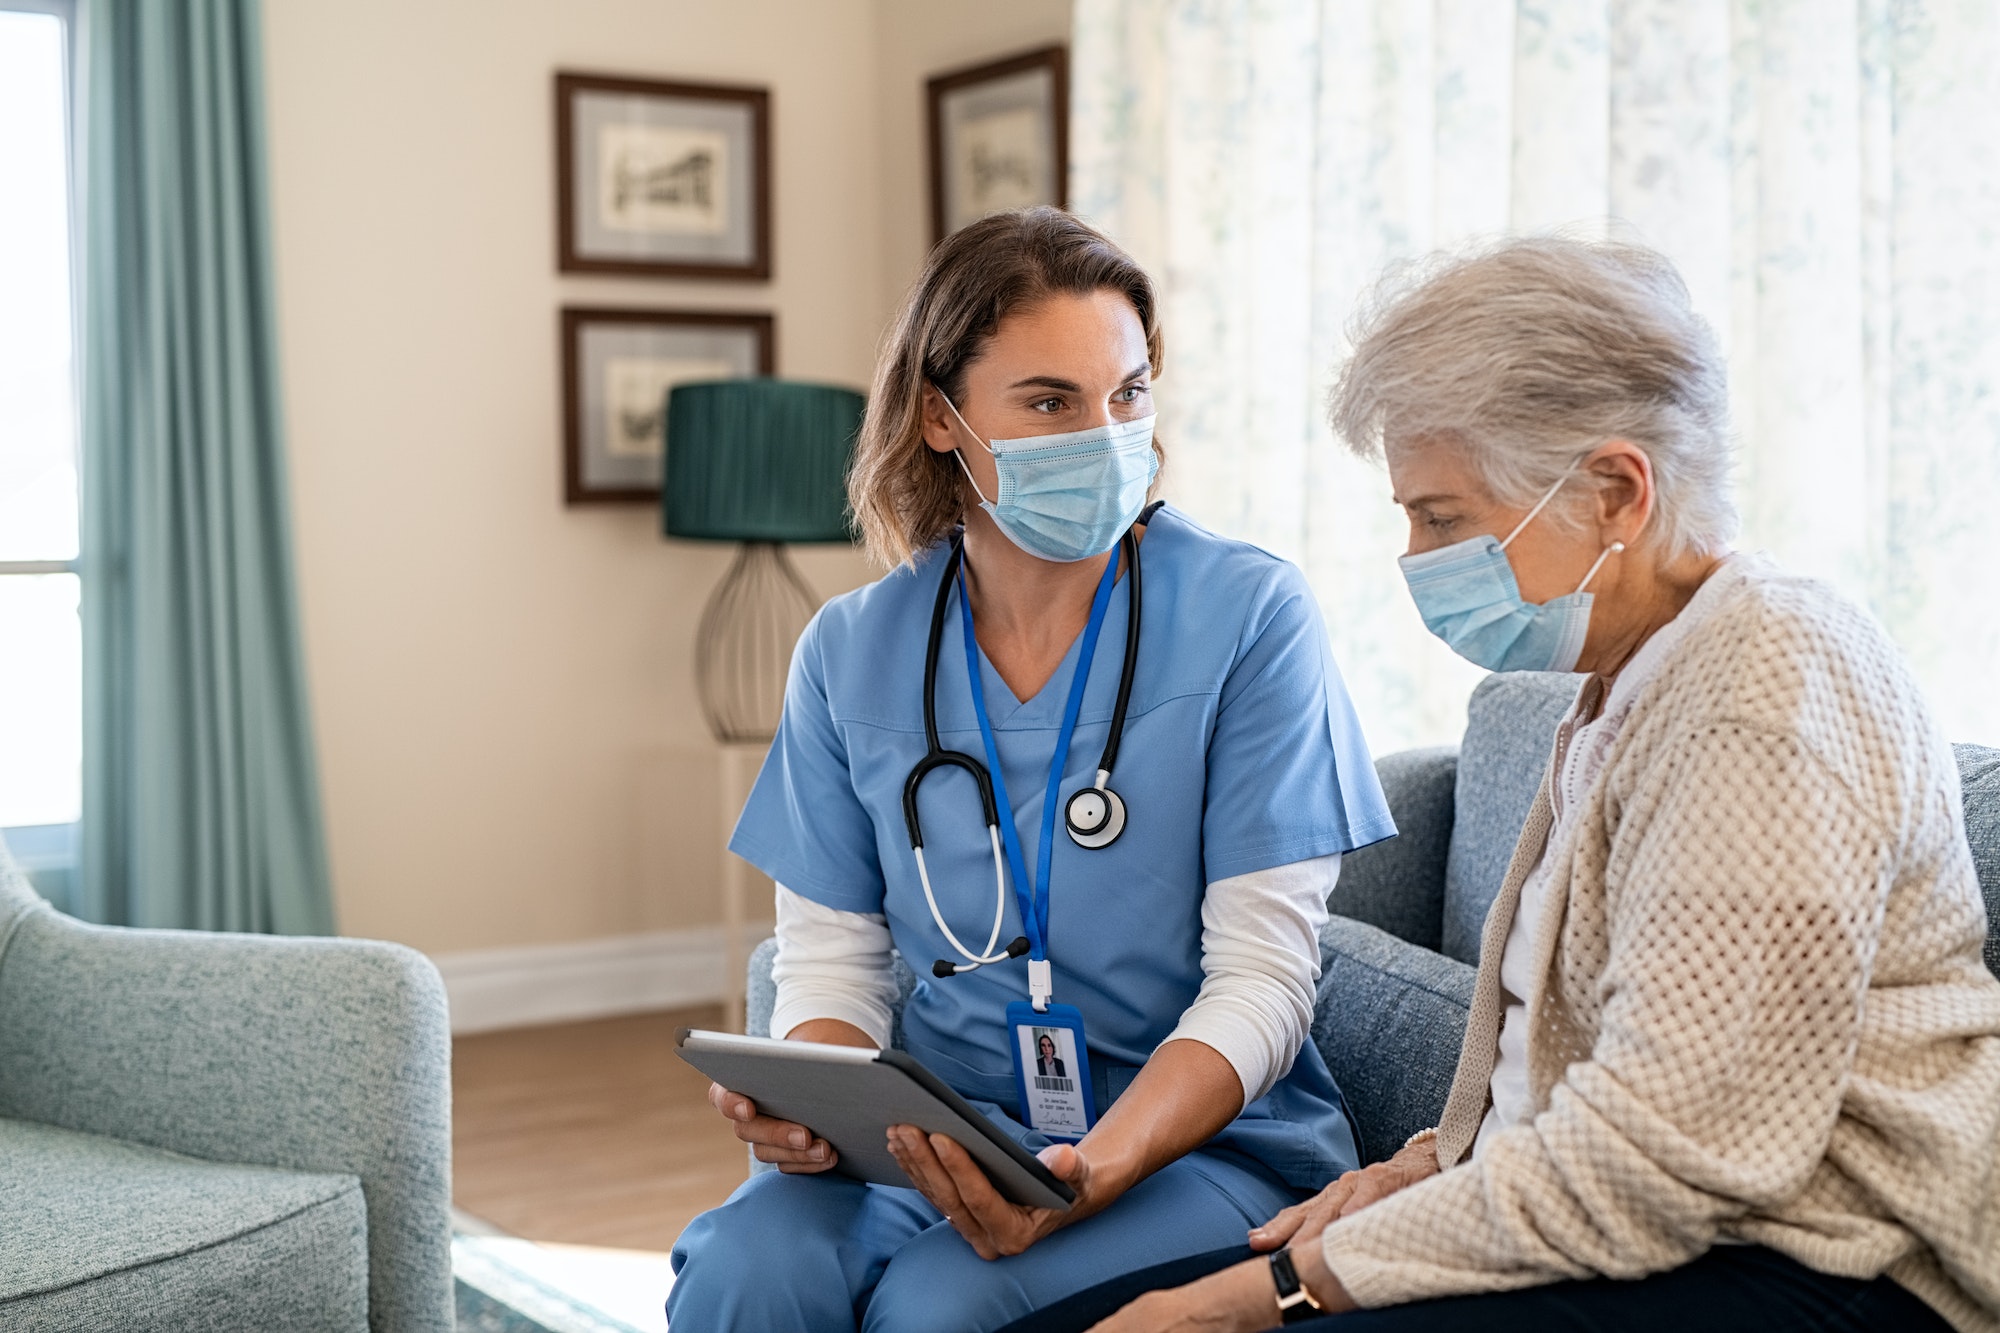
[697,541,820,1030]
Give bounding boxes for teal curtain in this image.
[78,0,334,933]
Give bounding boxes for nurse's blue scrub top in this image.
[729,506,1396,1188]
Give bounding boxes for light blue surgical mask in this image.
[1397,473,1625,674]
[940,392,1159,563]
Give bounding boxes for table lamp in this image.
[662,378,864,743]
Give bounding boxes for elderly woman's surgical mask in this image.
[1398,472,1626,673]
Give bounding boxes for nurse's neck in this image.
[961,508,1132,704]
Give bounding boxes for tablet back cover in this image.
[675,1034,1072,1210]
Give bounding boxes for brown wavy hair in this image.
[848,206,1165,568]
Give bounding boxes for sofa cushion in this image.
[0,1117,367,1331]
[1333,747,1458,952]
[1956,745,2000,979]
[1442,673,1576,964]
[1314,915,1475,1165]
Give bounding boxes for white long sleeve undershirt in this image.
[769,853,1338,1106]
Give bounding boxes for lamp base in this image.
[695,542,820,745]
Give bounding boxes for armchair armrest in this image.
[0,894,451,1333]
[1329,746,1458,952]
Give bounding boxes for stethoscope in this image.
[901,507,1153,982]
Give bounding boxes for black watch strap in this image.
[1268,1248,1326,1324]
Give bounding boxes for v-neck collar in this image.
[960,558,1135,727]
[949,506,1173,730]
[966,622,1090,726]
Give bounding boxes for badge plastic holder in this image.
[1006,1000,1097,1142]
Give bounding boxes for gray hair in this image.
[1327,235,1738,557]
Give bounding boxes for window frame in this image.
[0,0,78,581]
[0,0,80,586]
[0,0,84,907]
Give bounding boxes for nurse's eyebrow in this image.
[1006,365,1153,392]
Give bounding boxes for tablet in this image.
[674,1029,1075,1211]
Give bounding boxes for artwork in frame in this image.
[555,72,772,279]
[928,46,1068,243]
[560,307,775,505]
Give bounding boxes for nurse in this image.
[667,206,1395,1332]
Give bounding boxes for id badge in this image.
[1006,1000,1098,1142]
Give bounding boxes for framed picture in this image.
[560,307,775,505]
[928,46,1068,243]
[555,72,772,279]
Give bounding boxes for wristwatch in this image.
[1268,1248,1326,1324]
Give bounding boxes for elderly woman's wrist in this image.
[1289,1235,1356,1315]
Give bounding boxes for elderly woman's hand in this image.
[1248,1136,1440,1252]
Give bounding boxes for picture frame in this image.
[555,72,772,279]
[560,307,776,505]
[927,46,1068,244]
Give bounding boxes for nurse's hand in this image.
[707,1083,839,1173]
[706,1017,876,1173]
[1247,1135,1440,1252]
[885,1127,1103,1260]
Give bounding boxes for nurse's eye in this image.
[1114,384,1149,404]
[1029,396,1065,414]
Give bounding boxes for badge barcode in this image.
[1032,1076,1074,1092]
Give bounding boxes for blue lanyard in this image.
[957,550,1120,964]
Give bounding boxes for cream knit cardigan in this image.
[1321,559,2000,1330]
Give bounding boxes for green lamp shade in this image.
[662,379,863,543]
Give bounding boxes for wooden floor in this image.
[451,1006,746,1251]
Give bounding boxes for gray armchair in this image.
[0,841,453,1332]
[750,673,2000,1170]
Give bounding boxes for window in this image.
[0,0,80,907]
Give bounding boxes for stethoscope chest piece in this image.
[1064,783,1126,849]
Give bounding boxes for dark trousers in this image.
[999,1242,1951,1333]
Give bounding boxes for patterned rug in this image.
[453,1212,672,1333]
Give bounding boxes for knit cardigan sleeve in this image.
[1321,720,1888,1305]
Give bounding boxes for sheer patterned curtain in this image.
[1072,0,2000,754]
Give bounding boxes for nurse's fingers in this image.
[756,1137,839,1172]
[708,1082,829,1159]
[887,1126,993,1258]
[930,1133,1038,1256]
[706,1082,752,1120]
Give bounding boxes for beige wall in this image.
[872,0,1076,312]
[264,0,1068,957]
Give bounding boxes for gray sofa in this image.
[749,672,2000,1168]
[0,842,454,1331]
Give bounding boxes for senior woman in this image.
[1077,237,2000,1332]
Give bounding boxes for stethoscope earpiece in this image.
[933,935,1031,978]
[1064,783,1126,849]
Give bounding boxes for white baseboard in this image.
[432,924,774,1035]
